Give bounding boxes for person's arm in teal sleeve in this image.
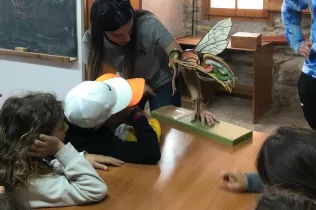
[246,173,264,193]
[281,0,308,53]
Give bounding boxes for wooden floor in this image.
[40,123,269,210]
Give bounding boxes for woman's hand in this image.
[298,40,313,58]
[191,105,219,126]
[219,170,248,193]
[0,186,5,193]
[144,84,156,97]
[28,134,65,158]
[84,154,124,171]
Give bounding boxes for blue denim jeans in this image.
[138,77,181,111]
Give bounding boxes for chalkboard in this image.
[0,0,77,58]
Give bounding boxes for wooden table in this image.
[176,36,273,124]
[40,124,268,210]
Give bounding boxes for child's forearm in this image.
[29,143,107,208]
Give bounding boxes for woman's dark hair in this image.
[0,192,31,210]
[256,126,316,197]
[0,92,64,191]
[87,0,152,80]
[255,186,316,210]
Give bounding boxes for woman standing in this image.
[82,0,216,126]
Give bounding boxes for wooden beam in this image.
[0,49,77,63]
[176,35,310,47]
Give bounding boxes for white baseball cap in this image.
[64,75,145,128]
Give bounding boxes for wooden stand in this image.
[151,105,253,146]
[176,36,273,124]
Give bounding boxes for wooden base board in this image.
[151,105,253,146]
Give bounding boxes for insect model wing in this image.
[194,18,232,55]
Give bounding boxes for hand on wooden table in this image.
[85,154,124,171]
[219,170,248,193]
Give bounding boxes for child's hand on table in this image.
[219,170,248,193]
[84,154,124,171]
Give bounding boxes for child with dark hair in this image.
[220,126,316,197]
[0,92,107,208]
[255,186,316,210]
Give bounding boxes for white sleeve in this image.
[28,143,107,208]
[49,151,87,173]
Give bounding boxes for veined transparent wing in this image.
[194,18,232,55]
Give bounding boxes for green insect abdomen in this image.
[213,66,230,81]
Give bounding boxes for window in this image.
[203,0,268,19]
[211,0,264,10]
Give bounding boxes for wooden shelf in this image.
[176,35,310,47]
[176,36,274,124]
[176,36,269,51]
[0,48,77,63]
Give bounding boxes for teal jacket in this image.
[246,173,264,192]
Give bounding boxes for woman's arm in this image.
[148,16,199,100]
[281,0,308,54]
[149,16,217,126]
[165,40,200,100]
[28,143,107,208]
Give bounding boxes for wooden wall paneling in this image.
[267,0,283,11]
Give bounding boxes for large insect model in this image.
[169,18,236,95]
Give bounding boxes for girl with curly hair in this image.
[0,92,107,208]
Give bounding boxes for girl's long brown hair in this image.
[0,92,64,191]
[87,0,152,80]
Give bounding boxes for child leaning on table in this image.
[0,92,107,209]
[95,73,162,143]
[63,74,161,166]
[220,126,316,197]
